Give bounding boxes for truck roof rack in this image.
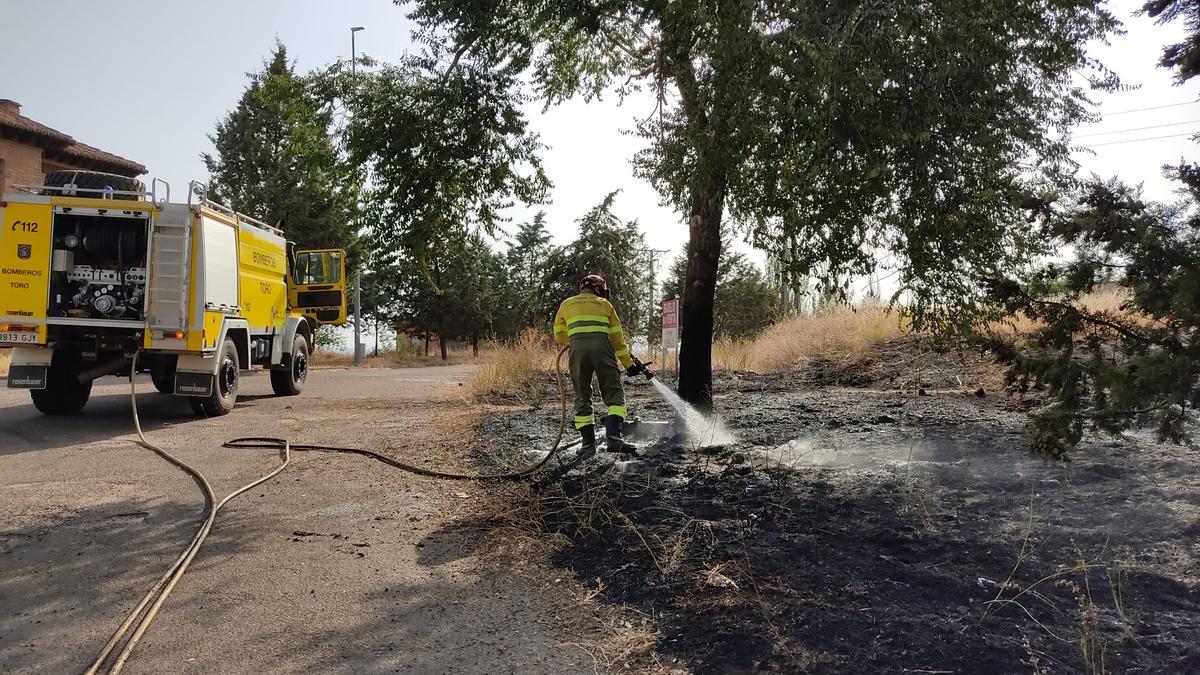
[10,183,155,200]
[188,180,283,237]
[12,178,171,207]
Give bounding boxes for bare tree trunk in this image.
[678,175,726,408]
[424,331,430,356]
[439,335,448,361]
[471,332,479,357]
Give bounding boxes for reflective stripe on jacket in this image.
[552,290,634,368]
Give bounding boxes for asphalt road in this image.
[0,365,591,674]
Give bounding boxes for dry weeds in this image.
[460,290,1137,400]
[466,478,675,672]
[467,329,560,405]
[714,300,908,373]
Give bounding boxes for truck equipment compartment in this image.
[48,208,150,321]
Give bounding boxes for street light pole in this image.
[351,26,363,75]
[351,26,365,364]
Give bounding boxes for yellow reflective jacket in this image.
[552,290,634,368]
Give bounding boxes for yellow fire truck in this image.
[0,170,347,416]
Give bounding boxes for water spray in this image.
[632,356,736,448]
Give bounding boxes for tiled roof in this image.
[0,99,146,176]
[0,104,72,144]
[55,141,147,175]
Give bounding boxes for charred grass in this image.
[462,353,1199,674]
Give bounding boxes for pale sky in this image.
[1,0,1194,270]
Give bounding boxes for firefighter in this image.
[553,274,636,458]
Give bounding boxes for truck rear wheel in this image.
[190,339,238,417]
[151,355,177,394]
[30,347,92,415]
[270,334,308,396]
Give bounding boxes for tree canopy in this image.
[538,191,651,336]
[341,56,549,260]
[980,3,1200,457]
[1143,0,1200,82]
[203,43,359,255]
[985,172,1200,458]
[403,0,1119,404]
[663,245,778,341]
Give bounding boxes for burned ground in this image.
[466,355,1200,674]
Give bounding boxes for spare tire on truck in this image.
[42,170,145,200]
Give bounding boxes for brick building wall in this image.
[0,136,44,195]
[0,98,145,195]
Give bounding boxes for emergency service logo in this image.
[17,244,31,260]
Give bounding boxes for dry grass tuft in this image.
[714,289,1141,375]
[0,348,10,377]
[987,287,1137,337]
[467,329,558,405]
[716,301,908,373]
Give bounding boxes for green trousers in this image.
[569,334,627,429]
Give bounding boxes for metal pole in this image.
[350,26,364,75]
[351,26,364,364]
[354,270,363,363]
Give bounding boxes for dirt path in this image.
[0,365,594,674]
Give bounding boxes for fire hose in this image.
[87,346,574,674]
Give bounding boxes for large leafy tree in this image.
[204,43,358,253]
[403,0,1117,405]
[663,245,779,340]
[342,56,549,262]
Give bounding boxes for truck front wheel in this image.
[270,334,308,396]
[30,347,92,415]
[190,339,238,417]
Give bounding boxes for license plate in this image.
[0,331,40,344]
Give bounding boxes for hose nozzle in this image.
[628,356,656,380]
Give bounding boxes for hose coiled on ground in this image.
[88,346,572,673]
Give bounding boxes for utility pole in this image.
[635,247,669,352]
[351,26,365,364]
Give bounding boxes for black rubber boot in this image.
[576,425,597,462]
[605,415,637,455]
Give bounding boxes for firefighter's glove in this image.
[627,358,655,380]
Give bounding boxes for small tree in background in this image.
[204,42,359,255]
[503,213,554,331]
[389,233,501,359]
[663,244,779,340]
[539,192,652,336]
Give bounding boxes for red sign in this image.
[661,299,678,329]
[662,298,679,347]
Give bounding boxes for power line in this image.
[1080,131,1198,148]
[1075,119,1200,138]
[1099,101,1198,117]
